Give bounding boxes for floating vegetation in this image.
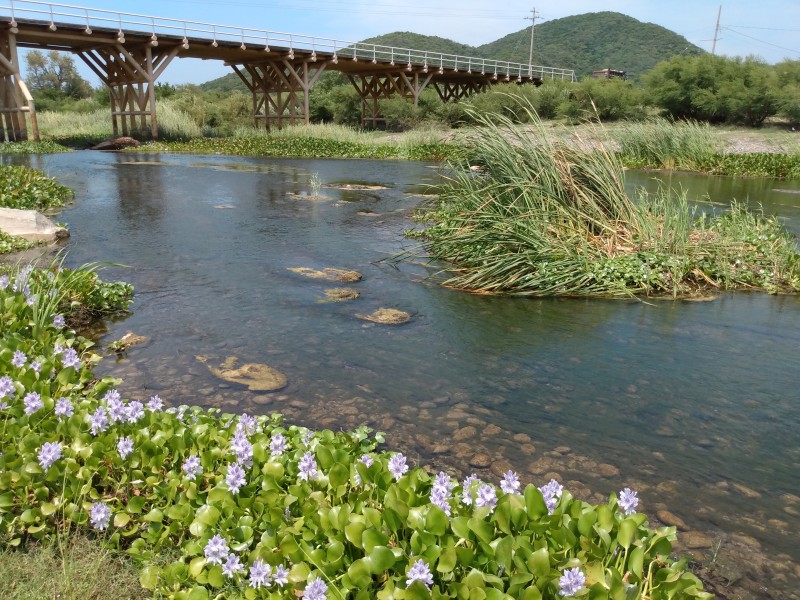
[355,307,412,324]
[411,105,800,297]
[321,287,360,302]
[0,165,74,211]
[196,355,288,391]
[287,267,362,282]
[0,230,35,254]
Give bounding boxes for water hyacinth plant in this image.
[411,104,800,297]
[0,263,711,599]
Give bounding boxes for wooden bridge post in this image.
[77,43,179,139]
[230,59,327,131]
[433,80,489,103]
[0,29,39,142]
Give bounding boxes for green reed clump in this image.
[0,165,74,211]
[413,106,800,297]
[615,118,720,171]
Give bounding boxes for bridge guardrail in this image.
[0,0,576,81]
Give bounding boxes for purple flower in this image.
[270,432,287,456]
[475,484,497,513]
[26,294,36,306]
[461,474,480,506]
[222,552,244,577]
[430,472,454,516]
[354,454,374,485]
[226,462,246,493]
[539,479,564,515]
[11,350,27,368]
[54,397,74,419]
[618,488,639,516]
[231,430,253,466]
[38,441,62,470]
[23,392,44,415]
[31,361,41,374]
[53,314,66,329]
[125,401,145,423]
[104,389,121,404]
[107,396,127,424]
[249,560,272,588]
[204,534,230,565]
[182,454,202,480]
[302,430,314,447]
[298,451,319,481]
[500,470,521,494]
[147,395,163,411]
[60,348,79,369]
[89,406,109,435]
[0,376,16,406]
[0,274,8,289]
[558,567,586,597]
[273,564,290,587]
[238,413,258,436]
[303,577,328,600]
[117,437,134,460]
[388,453,409,480]
[90,502,112,531]
[406,558,434,589]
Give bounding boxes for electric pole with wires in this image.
[525,7,540,76]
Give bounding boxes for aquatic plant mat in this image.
[0,263,711,599]
[410,106,800,297]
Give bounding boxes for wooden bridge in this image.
[0,0,575,141]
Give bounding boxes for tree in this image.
[25,50,92,100]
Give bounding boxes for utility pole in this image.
[711,5,722,55]
[525,7,540,77]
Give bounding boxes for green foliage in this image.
[0,264,710,599]
[644,55,781,126]
[0,230,34,254]
[410,103,800,297]
[0,140,71,154]
[615,119,720,170]
[25,50,93,111]
[774,60,800,125]
[0,165,74,211]
[559,78,646,121]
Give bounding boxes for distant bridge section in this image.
[0,0,575,141]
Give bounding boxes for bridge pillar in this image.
[347,71,433,128]
[77,44,179,139]
[0,30,38,142]
[231,59,327,130]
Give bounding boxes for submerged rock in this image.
[92,136,141,151]
[355,308,411,325]
[109,331,150,352]
[321,288,360,302]
[195,355,287,391]
[288,267,362,282]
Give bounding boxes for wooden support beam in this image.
[76,44,180,139]
[0,31,38,141]
[231,59,327,131]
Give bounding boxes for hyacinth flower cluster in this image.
[0,265,710,600]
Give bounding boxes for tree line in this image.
[23,50,800,132]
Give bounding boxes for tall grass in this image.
[412,105,800,297]
[614,118,720,170]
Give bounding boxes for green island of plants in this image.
[0,164,75,211]
[410,107,800,297]
[0,262,710,599]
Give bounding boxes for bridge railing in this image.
[0,0,576,81]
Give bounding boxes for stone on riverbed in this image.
[288,267,362,282]
[92,136,141,151]
[0,207,69,243]
[355,308,411,325]
[321,288,360,302]
[196,355,287,391]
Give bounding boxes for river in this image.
[10,151,800,599]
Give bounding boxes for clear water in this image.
[10,152,800,597]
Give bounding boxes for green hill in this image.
[477,12,703,79]
[201,11,704,90]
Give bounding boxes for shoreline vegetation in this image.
[0,262,711,600]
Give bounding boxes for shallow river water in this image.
[10,151,800,598]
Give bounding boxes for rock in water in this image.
[196,355,287,391]
[355,308,412,325]
[0,207,69,243]
[287,267,362,282]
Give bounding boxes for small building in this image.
[592,68,627,80]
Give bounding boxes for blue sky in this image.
[13,0,800,84]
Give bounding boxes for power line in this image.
[727,25,800,32]
[722,27,800,56]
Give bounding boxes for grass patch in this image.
[410,107,800,297]
[0,531,148,600]
[615,118,720,170]
[0,165,74,211]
